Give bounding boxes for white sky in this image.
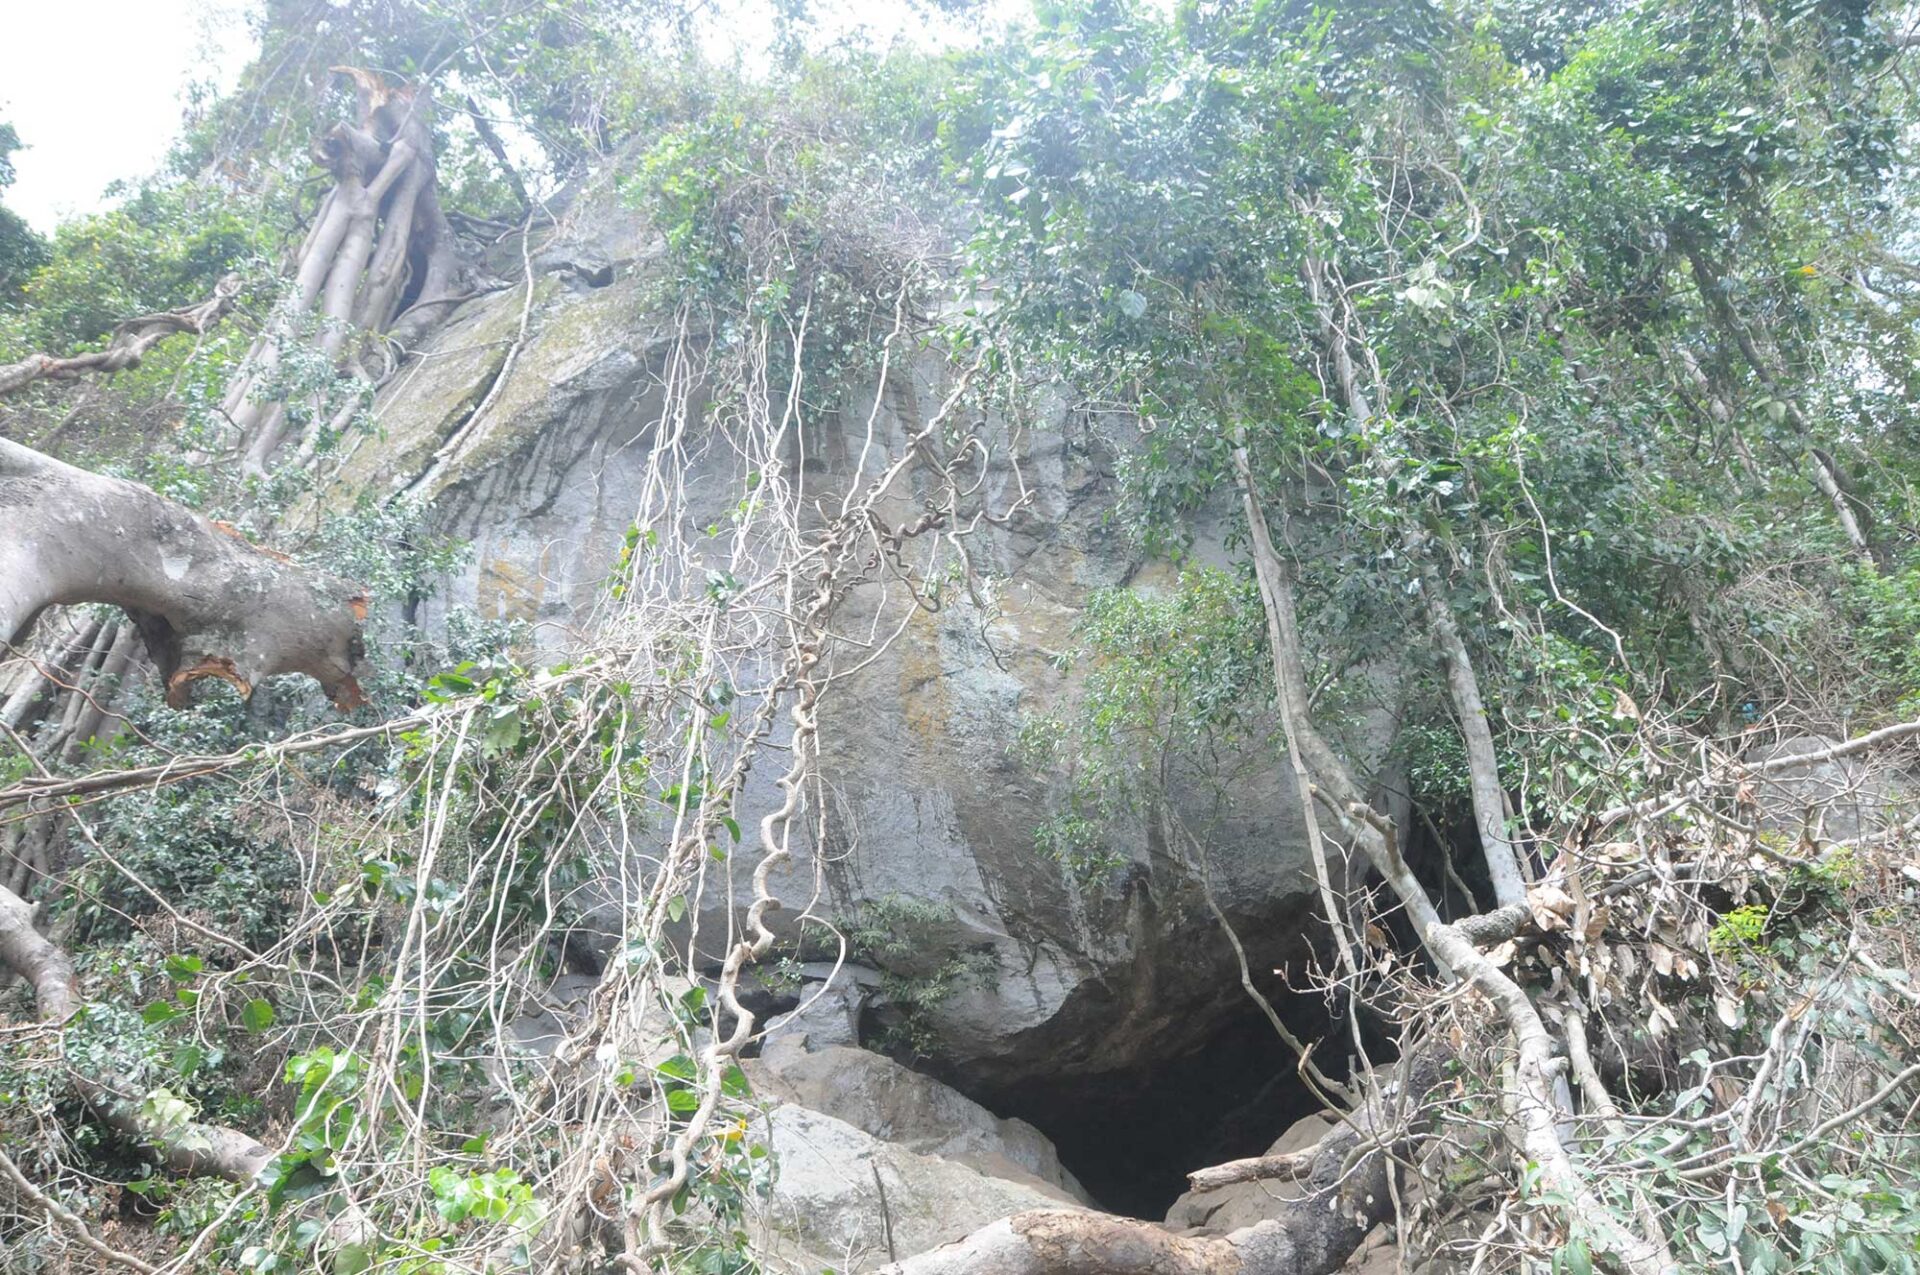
[2,0,256,232]
[0,0,1031,234]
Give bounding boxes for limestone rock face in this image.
[326,169,1373,1096]
[753,1103,1076,1273]
[748,1043,1091,1204]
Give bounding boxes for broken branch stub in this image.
[0,438,368,708]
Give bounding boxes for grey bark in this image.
[1229,440,1667,1271]
[228,70,465,474]
[1419,561,1528,908]
[0,613,103,732]
[0,880,273,1183]
[1303,243,1528,903]
[0,275,243,398]
[0,437,368,709]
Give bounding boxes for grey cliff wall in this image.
[317,167,1366,1102]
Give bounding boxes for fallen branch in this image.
[0,713,422,813]
[1593,716,1920,828]
[0,275,244,398]
[0,880,272,1183]
[1185,1149,1313,1193]
[0,1143,158,1274]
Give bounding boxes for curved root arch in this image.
[227,68,463,474]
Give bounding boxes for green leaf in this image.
[143,1000,184,1026]
[332,1243,373,1275]
[242,998,276,1033]
[140,1087,195,1133]
[481,707,522,757]
[1558,1239,1593,1275]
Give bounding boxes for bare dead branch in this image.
[1185,1150,1313,1194]
[1593,716,1920,827]
[0,1144,159,1274]
[0,275,244,399]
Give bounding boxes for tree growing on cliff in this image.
[0,6,1015,1273]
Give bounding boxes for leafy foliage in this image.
[0,121,47,307]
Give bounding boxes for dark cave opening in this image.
[819,805,1492,1222]
[926,814,1489,1221]
[967,994,1358,1221]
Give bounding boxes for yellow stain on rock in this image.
[898,604,951,744]
[478,555,544,622]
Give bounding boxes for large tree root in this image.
[225,68,463,474]
[0,437,368,708]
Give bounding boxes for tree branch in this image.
[0,275,243,399]
[0,438,368,709]
[464,95,532,215]
[1419,559,1527,907]
[1184,1150,1313,1194]
[1592,715,1920,828]
[0,1144,158,1274]
[0,879,272,1183]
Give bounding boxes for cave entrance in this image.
[968,993,1354,1221]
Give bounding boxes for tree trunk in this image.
[0,437,368,708]
[226,70,465,475]
[1228,439,1667,1272]
[1419,561,1528,907]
